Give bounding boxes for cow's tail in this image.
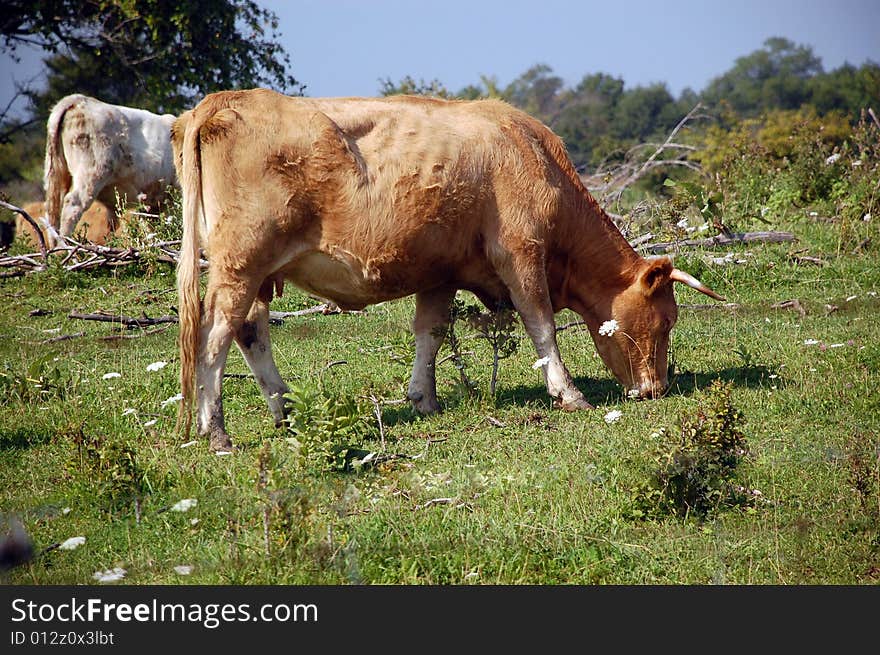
[43,95,84,233]
[174,109,206,440]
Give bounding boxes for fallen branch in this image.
[68,311,179,328]
[679,302,741,311]
[268,303,346,324]
[41,331,85,344]
[852,237,871,254]
[641,231,796,254]
[0,200,48,264]
[771,299,807,317]
[556,320,586,332]
[0,229,208,276]
[98,325,172,340]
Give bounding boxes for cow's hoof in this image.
[408,391,441,415]
[210,432,234,453]
[554,396,595,411]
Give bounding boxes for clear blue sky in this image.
[1,0,878,116]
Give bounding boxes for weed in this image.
[0,356,75,404]
[630,380,753,519]
[282,383,375,472]
[66,427,150,508]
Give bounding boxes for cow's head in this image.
[590,257,723,399]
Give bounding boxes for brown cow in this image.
[14,200,116,247]
[172,89,723,451]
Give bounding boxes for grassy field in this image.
[1,209,878,585]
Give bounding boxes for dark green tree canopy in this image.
[701,37,823,115]
[2,0,303,115]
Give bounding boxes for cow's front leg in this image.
[407,286,456,414]
[493,248,593,411]
[234,287,290,427]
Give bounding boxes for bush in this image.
[630,380,755,519]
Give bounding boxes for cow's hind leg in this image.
[407,286,456,414]
[197,274,260,451]
[492,242,593,411]
[234,280,290,427]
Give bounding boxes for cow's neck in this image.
[548,198,642,331]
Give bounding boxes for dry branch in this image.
[0,227,207,276]
[68,311,179,328]
[586,103,710,204]
[641,231,796,254]
[0,200,48,264]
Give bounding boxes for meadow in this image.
[1,196,878,585]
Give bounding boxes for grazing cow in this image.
[172,88,723,451]
[44,94,178,244]
[15,200,116,247]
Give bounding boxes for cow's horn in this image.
[670,268,726,301]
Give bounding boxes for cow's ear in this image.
[639,257,673,295]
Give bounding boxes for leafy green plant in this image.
[663,177,725,232]
[283,383,374,472]
[67,428,150,507]
[0,356,74,404]
[456,300,520,398]
[630,380,753,519]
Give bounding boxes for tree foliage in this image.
[2,0,303,115]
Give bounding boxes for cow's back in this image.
[182,89,581,306]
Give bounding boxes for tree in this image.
[701,37,822,116]
[2,0,303,115]
[378,76,452,98]
[809,61,880,117]
[502,64,565,124]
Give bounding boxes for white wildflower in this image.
[698,223,710,232]
[173,565,193,576]
[102,372,121,380]
[627,388,640,399]
[829,343,845,348]
[531,356,551,369]
[598,319,618,337]
[803,339,819,345]
[675,218,689,229]
[61,507,72,515]
[864,212,872,222]
[846,295,857,302]
[170,498,197,512]
[93,567,126,583]
[143,419,157,427]
[809,211,819,217]
[825,153,840,165]
[161,393,184,407]
[190,518,200,526]
[59,536,85,550]
[122,408,136,416]
[146,361,168,372]
[603,409,622,424]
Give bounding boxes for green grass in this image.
[1,213,879,585]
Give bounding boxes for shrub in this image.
[283,383,374,473]
[630,380,754,519]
